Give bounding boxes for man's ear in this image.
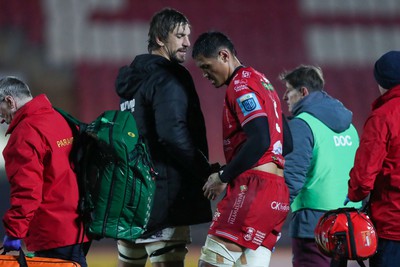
[156,37,164,47]
[300,87,310,96]
[218,49,230,63]
[4,95,16,109]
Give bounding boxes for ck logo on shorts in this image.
[271,201,290,212]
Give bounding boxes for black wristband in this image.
[219,169,229,183]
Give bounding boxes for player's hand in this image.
[203,172,227,200]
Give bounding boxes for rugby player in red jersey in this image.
[192,31,292,267]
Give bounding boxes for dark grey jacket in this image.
[115,54,212,237]
[284,90,354,238]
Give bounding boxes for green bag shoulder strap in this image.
[53,106,84,126]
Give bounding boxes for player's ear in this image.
[218,49,229,63]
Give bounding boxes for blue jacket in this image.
[284,90,357,238]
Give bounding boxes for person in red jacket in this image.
[0,77,90,266]
[347,50,400,267]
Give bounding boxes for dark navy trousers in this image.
[369,238,400,267]
[35,242,91,267]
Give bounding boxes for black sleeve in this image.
[153,78,211,180]
[219,116,270,183]
[282,113,293,156]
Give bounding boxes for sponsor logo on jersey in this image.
[223,138,233,152]
[213,208,221,222]
[242,71,251,78]
[275,122,281,133]
[234,84,248,92]
[234,79,248,85]
[252,230,266,246]
[261,80,274,90]
[237,93,261,116]
[234,79,248,92]
[272,140,283,155]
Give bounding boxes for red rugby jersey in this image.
[223,66,284,168]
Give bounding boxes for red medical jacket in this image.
[2,94,88,251]
[348,85,400,241]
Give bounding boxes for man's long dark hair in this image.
[147,8,190,53]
